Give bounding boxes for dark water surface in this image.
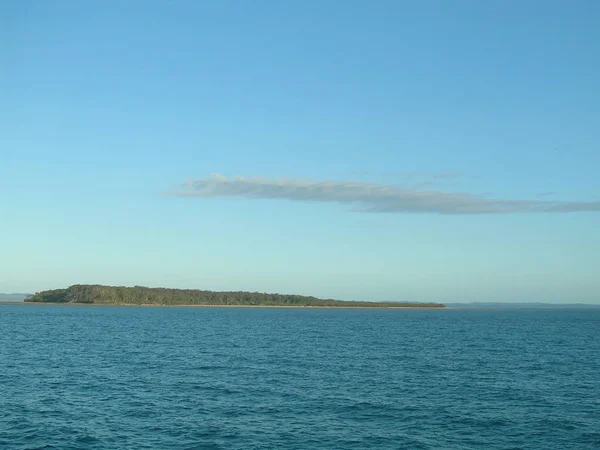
[1,305,599,449]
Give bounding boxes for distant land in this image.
[24,284,445,308]
[0,293,30,302]
[447,302,600,309]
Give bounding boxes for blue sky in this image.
[2,1,599,303]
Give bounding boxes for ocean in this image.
[1,305,599,449]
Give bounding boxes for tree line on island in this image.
[25,284,445,308]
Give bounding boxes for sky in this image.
[1,0,599,303]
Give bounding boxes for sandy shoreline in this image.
[1,302,446,309]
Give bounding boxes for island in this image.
[25,284,445,308]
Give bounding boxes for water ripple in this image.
[1,306,599,449]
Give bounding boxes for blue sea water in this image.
[1,305,599,449]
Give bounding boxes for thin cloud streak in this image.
[431,172,462,179]
[167,174,600,215]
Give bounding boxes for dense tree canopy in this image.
[25,285,445,308]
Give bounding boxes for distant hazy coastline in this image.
[0,293,29,302]
[446,302,600,310]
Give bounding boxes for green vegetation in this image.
[25,284,445,308]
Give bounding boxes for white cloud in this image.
[167,174,600,215]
